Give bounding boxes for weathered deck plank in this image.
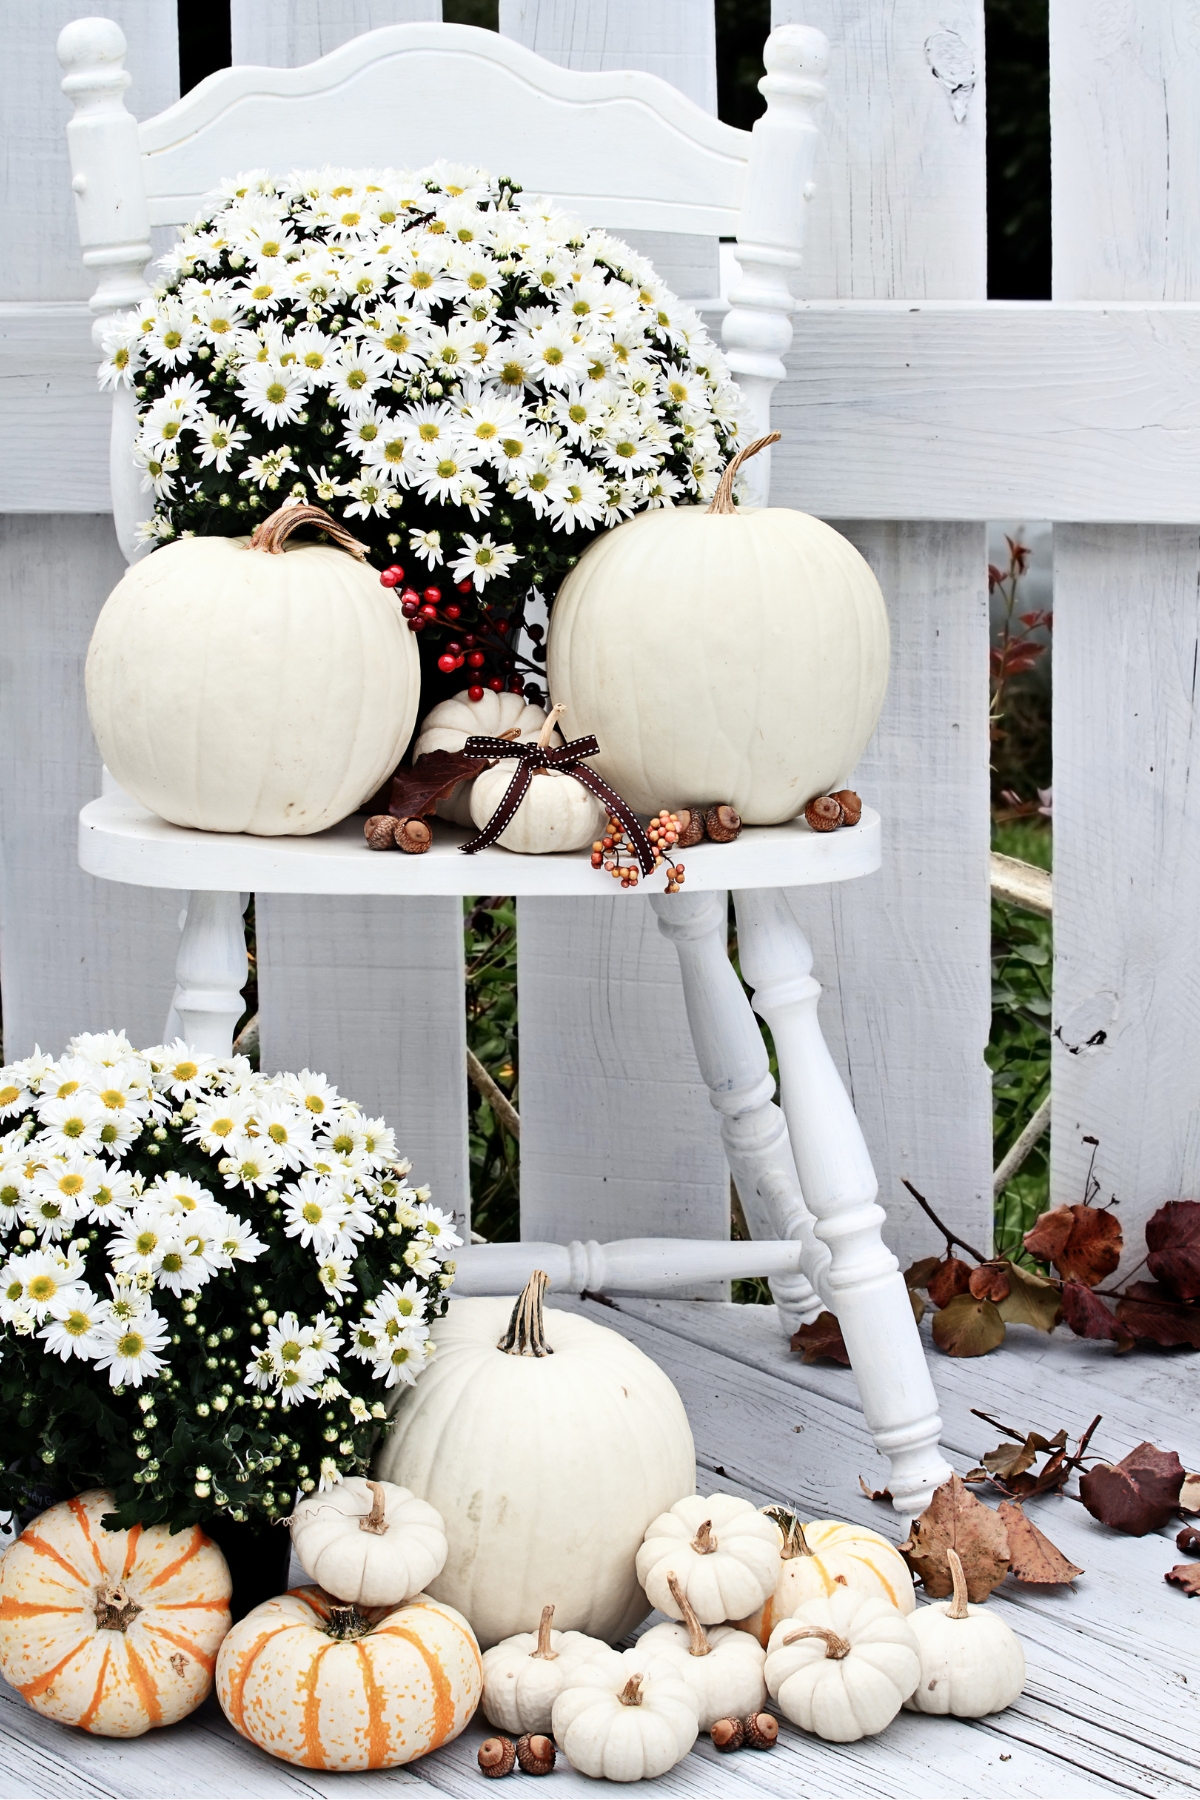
[2,1302,1196,1798]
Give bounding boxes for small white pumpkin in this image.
[551,1646,699,1782]
[468,705,605,854]
[903,1548,1025,1717]
[765,1587,920,1742]
[636,1492,780,1626]
[412,688,560,825]
[736,1509,916,1645]
[638,1573,766,1730]
[481,1603,610,1734]
[288,1476,448,1608]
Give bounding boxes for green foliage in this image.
[990,818,1052,1257]
[464,897,520,1242]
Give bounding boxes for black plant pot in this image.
[203,1515,294,1623]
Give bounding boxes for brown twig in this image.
[902,1179,989,1265]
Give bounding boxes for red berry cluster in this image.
[591,811,686,893]
[378,563,535,704]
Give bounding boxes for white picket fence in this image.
[1,0,1194,1279]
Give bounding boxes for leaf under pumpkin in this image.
[931,1292,1006,1357]
[1078,1441,1186,1536]
[899,1473,1010,1601]
[1165,1563,1200,1596]
[997,1500,1083,1584]
[1023,1203,1123,1287]
[1061,1280,1135,1350]
[1145,1200,1200,1301]
[790,1310,850,1366]
[388,749,490,820]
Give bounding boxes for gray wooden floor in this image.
[3,1298,1197,1798]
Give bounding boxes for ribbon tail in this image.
[459,759,534,854]
[570,769,657,876]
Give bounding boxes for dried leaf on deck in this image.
[790,1311,850,1366]
[858,1476,893,1504]
[1165,1564,1200,1597]
[904,1256,943,1291]
[997,1500,1083,1583]
[996,1262,1063,1334]
[387,750,488,819]
[927,1256,975,1309]
[1023,1204,1122,1287]
[982,1429,1067,1484]
[1061,1280,1135,1350]
[1115,1291,1200,1351]
[1078,1442,1186,1536]
[908,1287,927,1325]
[1179,1475,1200,1515]
[1145,1200,1200,1301]
[969,1261,1012,1303]
[899,1473,1010,1601]
[1176,1525,1200,1554]
[931,1293,1006,1357]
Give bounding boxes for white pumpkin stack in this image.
[289,1476,448,1609]
[411,687,562,827]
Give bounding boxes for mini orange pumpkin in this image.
[216,1586,482,1770]
[0,1488,232,1737]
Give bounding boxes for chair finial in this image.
[56,16,131,95]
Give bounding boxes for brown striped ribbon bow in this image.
[458,733,656,875]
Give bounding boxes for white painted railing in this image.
[1,0,1196,1286]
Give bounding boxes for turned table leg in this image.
[649,888,830,1331]
[733,886,952,1515]
[169,890,248,1056]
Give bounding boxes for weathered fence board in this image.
[773,0,993,1266]
[501,0,730,1265]
[1050,0,1200,1262]
[230,0,439,67]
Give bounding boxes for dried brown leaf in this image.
[997,1501,1083,1584]
[908,1287,926,1326]
[931,1293,1006,1358]
[388,749,489,820]
[899,1473,1010,1601]
[1180,1474,1200,1515]
[858,1477,893,1504]
[1078,1442,1186,1536]
[790,1310,850,1366]
[904,1256,943,1292]
[1165,1563,1200,1596]
[970,1261,1012,1303]
[1145,1200,1200,1301]
[1023,1204,1123,1287]
[1115,1292,1200,1350]
[1176,1524,1200,1555]
[1061,1280,1135,1350]
[996,1262,1063,1334]
[927,1256,974,1309]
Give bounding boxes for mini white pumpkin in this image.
[86,503,420,835]
[547,433,890,823]
[638,1573,766,1730]
[903,1548,1025,1717]
[412,688,560,825]
[468,705,605,854]
[481,1603,610,1734]
[288,1476,448,1608]
[765,1587,920,1742]
[636,1492,780,1626]
[736,1509,916,1645]
[551,1646,699,1782]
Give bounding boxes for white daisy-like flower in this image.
[408,527,443,569]
[545,464,608,533]
[283,1173,350,1252]
[221,1144,284,1193]
[237,361,308,428]
[369,305,430,373]
[424,320,478,375]
[392,254,455,313]
[246,1101,313,1171]
[215,1215,267,1266]
[241,447,299,490]
[416,450,479,507]
[454,474,493,521]
[152,1229,211,1296]
[412,1204,462,1252]
[306,463,348,504]
[315,1252,357,1302]
[92,1305,170,1387]
[133,444,179,500]
[450,532,519,590]
[520,320,590,388]
[24,1158,97,1239]
[288,1070,342,1123]
[109,1202,172,1278]
[326,338,390,413]
[1,1246,85,1323]
[147,1172,216,1216]
[155,1046,216,1100]
[40,1283,105,1361]
[342,474,393,520]
[185,1094,251,1156]
[144,299,199,369]
[194,412,250,471]
[97,313,141,390]
[82,1165,138,1224]
[0,1075,35,1121]
[36,1092,108,1156]
[319,1456,342,1490]
[373,1327,431,1388]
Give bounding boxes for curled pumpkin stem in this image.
[249,501,369,561]
[359,1479,389,1535]
[705,430,781,516]
[531,1603,558,1661]
[666,1573,711,1657]
[618,1673,645,1706]
[781,1624,852,1660]
[946,1546,970,1621]
[690,1518,717,1555]
[764,1505,812,1560]
[497,1269,554,1356]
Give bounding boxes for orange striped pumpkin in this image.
[0,1488,232,1737]
[734,1513,915,1646]
[216,1586,482,1770]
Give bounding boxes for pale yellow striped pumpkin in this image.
[734,1512,915,1646]
[215,1586,482,1771]
[0,1488,232,1737]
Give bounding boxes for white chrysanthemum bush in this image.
[0,1033,457,1532]
[102,161,743,708]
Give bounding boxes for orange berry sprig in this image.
[591,811,686,893]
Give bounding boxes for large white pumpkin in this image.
[547,435,889,824]
[373,1271,696,1649]
[86,504,420,835]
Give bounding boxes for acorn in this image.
[364,814,398,850]
[710,1716,745,1752]
[394,815,433,854]
[744,1710,780,1750]
[704,803,742,843]
[831,787,862,826]
[516,1733,556,1775]
[804,794,844,833]
[675,808,706,848]
[479,1735,517,1777]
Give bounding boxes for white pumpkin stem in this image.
[497,1269,554,1356]
[764,1505,812,1560]
[531,1603,559,1661]
[781,1624,852,1660]
[690,1518,718,1555]
[946,1547,970,1621]
[618,1673,645,1706]
[705,431,781,517]
[537,704,565,749]
[359,1479,389,1535]
[249,501,369,561]
[93,1581,142,1633]
[667,1573,710,1657]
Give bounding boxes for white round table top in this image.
[79,793,881,897]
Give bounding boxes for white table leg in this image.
[170,890,248,1056]
[733,886,952,1515]
[649,888,831,1331]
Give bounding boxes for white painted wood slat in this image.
[502,0,729,1268]
[772,0,993,1266]
[1049,0,1200,1259]
[230,0,439,68]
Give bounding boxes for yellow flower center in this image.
[0,1086,19,1107]
[116,1330,145,1358]
[266,382,287,404]
[302,1202,322,1223]
[57,1173,85,1197]
[99,1089,125,1110]
[172,1062,198,1082]
[28,1275,56,1301]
